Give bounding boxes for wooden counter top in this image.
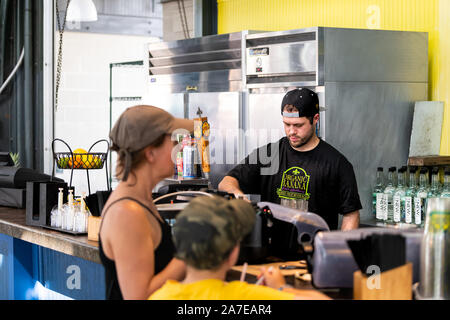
[229,260,350,299]
[0,206,355,299]
[0,206,101,264]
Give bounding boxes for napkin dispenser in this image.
[310,228,423,289]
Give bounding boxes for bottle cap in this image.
[377,167,383,172]
[420,167,428,174]
[389,167,396,172]
[432,167,439,174]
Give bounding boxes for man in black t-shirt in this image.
[218,88,362,230]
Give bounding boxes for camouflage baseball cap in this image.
[173,195,256,270]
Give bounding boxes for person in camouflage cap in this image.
[172,195,256,270]
[149,195,331,300]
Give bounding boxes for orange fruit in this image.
[68,148,87,168]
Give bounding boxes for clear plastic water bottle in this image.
[404,166,418,224]
[393,167,407,224]
[403,165,410,188]
[373,167,385,221]
[384,167,397,224]
[440,167,450,198]
[428,167,441,198]
[414,168,429,227]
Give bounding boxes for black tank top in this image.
[98,197,175,300]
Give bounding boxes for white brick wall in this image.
[53,32,159,196]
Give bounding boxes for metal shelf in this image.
[110,97,142,102]
[110,60,144,68]
[408,156,450,166]
[109,60,145,186]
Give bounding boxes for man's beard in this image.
[288,127,315,149]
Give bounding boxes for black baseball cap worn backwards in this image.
[281,88,320,118]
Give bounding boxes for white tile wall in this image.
[53,32,159,196]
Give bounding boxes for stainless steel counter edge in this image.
[0,207,101,264]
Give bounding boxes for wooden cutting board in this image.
[409,101,444,157]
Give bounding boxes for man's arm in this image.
[340,210,360,231]
[336,157,362,231]
[220,145,265,199]
[218,176,247,199]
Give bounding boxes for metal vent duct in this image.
[147,31,262,93]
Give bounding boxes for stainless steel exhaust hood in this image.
[147,31,262,93]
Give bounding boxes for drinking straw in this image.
[240,262,248,282]
[255,266,273,285]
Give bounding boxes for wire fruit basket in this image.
[55,152,107,170]
[52,138,110,195]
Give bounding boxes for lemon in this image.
[85,154,94,169]
[84,154,103,169]
[93,156,103,169]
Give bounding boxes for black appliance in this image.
[238,202,330,264]
[0,164,64,209]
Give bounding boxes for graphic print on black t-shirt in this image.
[277,166,311,201]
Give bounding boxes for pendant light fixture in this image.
[66,0,98,22]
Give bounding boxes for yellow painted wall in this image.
[217,0,450,155]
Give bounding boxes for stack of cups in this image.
[280,198,308,212]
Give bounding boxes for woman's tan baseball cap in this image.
[110,105,194,152]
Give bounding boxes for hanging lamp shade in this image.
[66,0,98,22]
